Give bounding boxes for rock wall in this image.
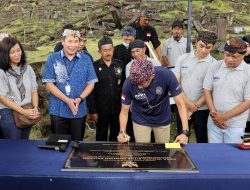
[0,0,249,47]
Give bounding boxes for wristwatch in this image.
[78,96,84,102]
[182,129,190,137]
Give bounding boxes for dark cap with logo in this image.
[140,9,153,19]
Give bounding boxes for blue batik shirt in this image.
[42,50,98,118]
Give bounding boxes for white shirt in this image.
[203,60,250,128]
[162,36,193,66]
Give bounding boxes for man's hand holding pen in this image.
[117,130,131,143]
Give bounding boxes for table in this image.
[0,140,250,190]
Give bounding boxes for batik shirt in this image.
[42,50,98,118]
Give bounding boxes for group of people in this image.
[0,8,250,145]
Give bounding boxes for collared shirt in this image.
[203,60,250,128]
[121,66,182,127]
[162,36,193,66]
[113,44,132,66]
[42,50,98,118]
[125,56,161,78]
[129,21,161,56]
[87,58,125,115]
[0,65,38,109]
[175,51,216,110]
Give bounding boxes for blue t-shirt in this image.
[42,50,98,118]
[121,66,181,126]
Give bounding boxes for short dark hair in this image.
[197,31,217,45]
[0,37,26,71]
[62,24,74,31]
[172,20,183,29]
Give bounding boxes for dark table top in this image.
[0,140,249,177]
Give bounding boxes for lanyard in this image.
[63,57,77,80]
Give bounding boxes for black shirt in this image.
[244,55,250,64]
[113,44,132,66]
[129,21,161,55]
[54,42,63,52]
[87,58,125,115]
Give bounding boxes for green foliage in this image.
[70,0,84,3]
[206,1,231,13]
[160,10,181,20]
[4,0,247,141]
[26,45,54,63]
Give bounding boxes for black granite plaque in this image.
[62,142,198,172]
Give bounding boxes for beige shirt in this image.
[162,36,193,66]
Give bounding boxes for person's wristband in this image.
[182,129,190,137]
[79,96,84,102]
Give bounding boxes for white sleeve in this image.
[28,65,38,90]
[244,70,250,100]
[125,62,131,78]
[0,70,9,96]
[203,63,217,90]
[162,39,169,56]
[174,53,188,76]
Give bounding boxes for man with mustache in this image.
[129,9,162,61]
[162,20,193,67]
[87,36,125,141]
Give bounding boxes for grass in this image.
[30,120,197,143]
[160,10,182,20]
[25,36,227,64]
[205,1,231,13]
[25,36,134,63]
[25,36,189,63]
[26,45,55,63]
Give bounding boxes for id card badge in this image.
[117,79,121,86]
[65,83,71,96]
